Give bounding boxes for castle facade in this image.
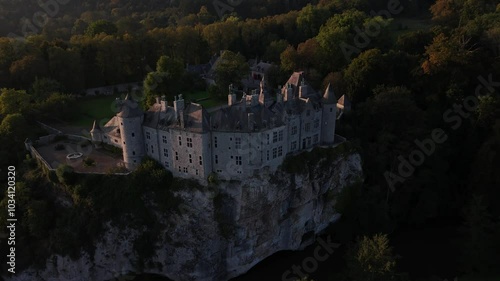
[90,72,349,181]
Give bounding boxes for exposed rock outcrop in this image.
[6,152,362,281]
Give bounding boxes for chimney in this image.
[276,86,283,103]
[174,94,185,118]
[228,84,236,106]
[285,83,293,101]
[155,96,161,105]
[299,80,307,98]
[248,113,255,131]
[160,96,167,111]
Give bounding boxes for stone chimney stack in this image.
[284,83,293,101]
[160,96,167,111]
[251,90,259,107]
[228,84,237,106]
[248,113,255,131]
[174,94,185,118]
[299,80,307,98]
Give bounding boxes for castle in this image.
[90,72,350,181]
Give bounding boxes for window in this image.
[330,107,333,113]
[151,145,154,154]
[313,134,319,144]
[214,137,218,148]
[189,154,192,163]
[164,148,168,157]
[196,169,199,175]
[183,167,188,173]
[215,155,218,164]
[133,151,136,156]
[132,133,135,137]
[123,141,126,145]
[266,150,270,161]
[291,126,297,135]
[273,132,278,143]
[278,146,283,157]
[314,119,319,128]
[278,130,283,141]
[235,137,241,149]
[305,123,311,132]
[236,156,242,166]
[178,136,182,146]
[199,156,203,165]
[291,141,297,151]
[175,152,179,160]
[162,135,167,144]
[146,132,151,140]
[114,139,118,143]
[217,170,223,173]
[267,134,270,144]
[273,147,277,159]
[178,166,181,172]
[302,138,306,149]
[187,137,193,148]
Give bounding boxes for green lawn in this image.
[182,90,226,109]
[71,95,120,127]
[71,91,224,128]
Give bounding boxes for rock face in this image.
[7,153,363,281]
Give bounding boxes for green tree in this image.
[0,88,30,115]
[85,20,118,37]
[214,51,249,97]
[0,113,30,141]
[346,233,397,281]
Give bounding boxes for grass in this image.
[182,90,226,109]
[71,95,120,127]
[70,90,224,128]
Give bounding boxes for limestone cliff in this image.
[6,152,362,281]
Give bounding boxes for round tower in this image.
[117,94,145,170]
[321,83,337,144]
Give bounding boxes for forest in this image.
[0,0,499,280]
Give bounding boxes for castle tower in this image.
[321,83,337,144]
[117,94,145,170]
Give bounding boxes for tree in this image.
[214,51,249,97]
[280,45,298,72]
[85,20,118,37]
[143,56,186,108]
[0,113,30,142]
[343,49,386,103]
[30,77,64,101]
[0,88,30,115]
[346,233,397,281]
[9,55,47,89]
[458,195,500,273]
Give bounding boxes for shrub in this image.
[56,164,76,185]
[83,157,96,167]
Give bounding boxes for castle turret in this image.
[117,94,145,170]
[321,83,337,144]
